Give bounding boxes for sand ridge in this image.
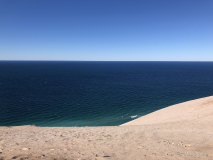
[122,95,213,126]
[0,96,213,160]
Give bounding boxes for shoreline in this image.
[1,96,213,160]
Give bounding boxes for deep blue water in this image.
[0,61,213,126]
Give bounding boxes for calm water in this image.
[0,61,213,126]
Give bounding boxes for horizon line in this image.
[0,60,213,62]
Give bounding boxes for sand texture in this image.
[0,96,213,160]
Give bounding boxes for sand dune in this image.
[0,96,213,160]
[122,95,213,126]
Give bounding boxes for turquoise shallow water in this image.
[0,61,213,126]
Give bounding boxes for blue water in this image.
[0,61,213,126]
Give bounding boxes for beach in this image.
[0,96,213,160]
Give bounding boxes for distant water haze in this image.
[0,61,213,126]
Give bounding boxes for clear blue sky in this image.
[0,0,212,61]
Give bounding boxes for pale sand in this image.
[0,96,213,160]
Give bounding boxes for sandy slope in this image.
[0,96,213,160]
[122,95,213,126]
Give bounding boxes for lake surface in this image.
[0,61,213,126]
